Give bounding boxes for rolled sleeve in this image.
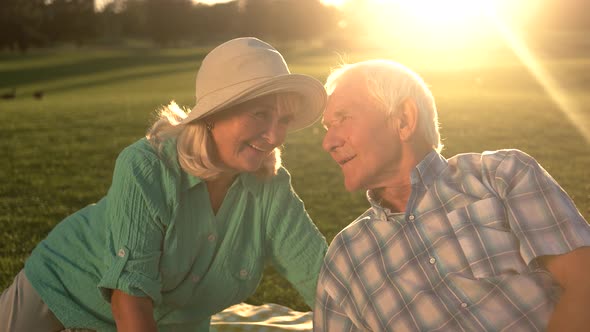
[265,168,328,308]
[97,146,167,305]
[494,150,590,264]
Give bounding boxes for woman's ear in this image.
[396,98,419,142]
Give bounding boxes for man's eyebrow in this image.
[322,109,349,129]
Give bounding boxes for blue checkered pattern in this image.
[314,150,590,331]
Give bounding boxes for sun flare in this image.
[334,0,587,143]
[321,0,347,7]
[331,0,541,50]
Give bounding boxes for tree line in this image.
[1,0,588,53]
[0,0,340,52]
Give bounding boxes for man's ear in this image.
[396,98,419,142]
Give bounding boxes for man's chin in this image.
[343,178,362,192]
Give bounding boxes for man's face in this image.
[322,74,403,192]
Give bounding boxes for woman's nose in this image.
[262,120,287,146]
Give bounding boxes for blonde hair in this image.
[147,93,301,180]
[326,60,443,153]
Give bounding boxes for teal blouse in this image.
[24,138,327,331]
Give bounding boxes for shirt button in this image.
[429,257,436,264]
[191,274,200,283]
[117,249,125,257]
[408,214,415,221]
[461,302,468,308]
[208,234,216,242]
[239,269,248,278]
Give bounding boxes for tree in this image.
[0,0,47,52]
[42,0,96,46]
[271,0,339,41]
[191,2,241,43]
[145,0,194,46]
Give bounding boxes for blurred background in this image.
[0,0,588,52]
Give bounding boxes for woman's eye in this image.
[280,114,294,125]
[252,109,269,118]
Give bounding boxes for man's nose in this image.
[322,128,343,153]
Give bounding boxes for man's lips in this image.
[337,155,355,166]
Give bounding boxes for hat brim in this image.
[181,74,326,132]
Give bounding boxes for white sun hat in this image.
[180,37,327,131]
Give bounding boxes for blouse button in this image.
[117,249,125,257]
[429,257,436,264]
[239,269,248,278]
[208,234,216,242]
[191,274,200,283]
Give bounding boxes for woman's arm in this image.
[111,289,158,332]
[265,169,328,308]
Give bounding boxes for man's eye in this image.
[338,115,350,124]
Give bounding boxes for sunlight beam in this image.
[489,14,590,144]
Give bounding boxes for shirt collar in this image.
[410,150,448,189]
[366,191,407,221]
[183,171,261,197]
[366,150,448,218]
[185,173,203,189]
[366,190,388,220]
[237,172,263,197]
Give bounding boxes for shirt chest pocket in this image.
[225,251,264,305]
[447,197,527,279]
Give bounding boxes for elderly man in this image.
[313,60,590,331]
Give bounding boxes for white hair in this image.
[147,93,301,180]
[325,60,443,152]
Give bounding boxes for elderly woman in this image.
[0,37,328,332]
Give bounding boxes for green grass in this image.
[0,37,589,312]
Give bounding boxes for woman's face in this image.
[209,94,296,174]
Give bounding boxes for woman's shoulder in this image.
[116,138,179,171]
[110,138,184,195]
[120,138,160,160]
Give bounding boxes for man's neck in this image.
[372,185,412,213]
[371,146,434,213]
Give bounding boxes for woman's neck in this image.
[205,173,237,215]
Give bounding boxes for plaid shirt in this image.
[314,150,590,331]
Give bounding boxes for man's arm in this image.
[111,289,158,332]
[313,286,358,332]
[539,246,590,332]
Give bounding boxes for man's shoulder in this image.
[446,149,538,173]
[325,208,375,256]
[340,208,374,235]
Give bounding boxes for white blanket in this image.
[211,303,313,331]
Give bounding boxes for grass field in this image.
[1,34,589,312]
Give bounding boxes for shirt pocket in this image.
[447,197,527,279]
[227,251,264,304]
